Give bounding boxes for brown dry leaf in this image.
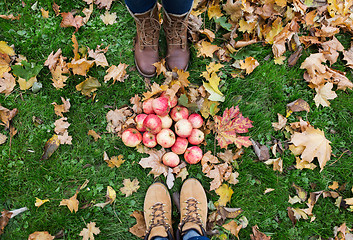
[292,183,307,202]
[129,210,146,238]
[329,181,339,190]
[82,4,94,24]
[0,14,21,20]
[320,36,344,65]
[251,140,270,161]
[223,220,242,239]
[53,2,60,16]
[208,163,229,190]
[60,192,79,213]
[28,231,55,240]
[239,57,259,74]
[250,225,271,240]
[94,0,115,10]
[215,184,234,206]
[286,98,310,116]
[40,8,49,18]
[100,11,117,25]
[176,167,189,181]
[104,63,128,83]
[40,134,60,161]
[295,157,317,170]
[104,152,125,168]
[272,113,287,131]
[51,66,69,89]
[106,107,133,133]
[54,117,70,134]
[88,46,109,67]
[0,210,12,235]
[58,130,72,145]
[130,94,143,114]
[79,222,100,240]
[343,44,353,68]
[76,76,101,96]
[60,12,83,32]
[316,25,339,38]
[300,53,326,78]
[0,105,18,129]
[196,40,220,58]
[153,59,167,76]
[217,150,234,164]
[67,58,94,76]
[44,49,62,71]
[0,72,16,95]
[264,158,283,173]
[223,0,243,22]
[314,82,337,107]
[17,76,37,90]
[142,83,168,101]
[200,29,215,42]
[88,129,101,141]
[0,133,7,145]
[52,97,70,117]
[326,67,353,91]
[139,148,168,177]
[120,178,140,197]
[35,198,50,207]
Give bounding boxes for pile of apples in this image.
[121,93,204,168]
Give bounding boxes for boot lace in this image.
[138,17,160,48]
[165,16,188,47]
[146,202,170,234]
[179,198,203,229]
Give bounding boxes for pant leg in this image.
[162,0,194,14]
[183,229,210,240]
[125,0,157,13]
[152,237,169,240]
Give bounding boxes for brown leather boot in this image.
[128,5,160,77]
[163,11,190,71]
[144,183,174,240]
[176,178,208,240]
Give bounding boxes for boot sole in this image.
[135,58,156,78]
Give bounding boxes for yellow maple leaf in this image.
[238,18,257,34]
[208,4,223,19]
[265,17,283,44]
[206,62,224,73]
[59,192,79,213]
[328,181,339,190]
[274,56,286,65]
[35,197,50,207]
[314,82,337,107]
[67,58,94,76]
[17,76,37,90]
[295,156,317,170]
[120,178,140,197]
[40,8,49,18]
[153,59,167,76]
[208,72,223,95]
[197,40,220,58]
[215,184,234,207]
[239,57,259,74]
[0,41,15,56]
[104,152,125,168]
[104,63,129,83]
[79,222,101,240]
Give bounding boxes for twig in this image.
[113,201,122,223]
[329,150,349,166]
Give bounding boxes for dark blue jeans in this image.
[125,0,193,14]
[152,229,210,240]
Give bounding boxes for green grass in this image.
[0,0,352,239]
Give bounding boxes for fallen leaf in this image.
[239,57,259,74]
[0,72,16,95]
[139,148,168,177]
[88,130,101,141]
[274,56,286,65]
[130,94,143,114]
[215,184,234,207]
[272,113,287,131]
[326,67,353,91]
[0,210,12,235]
[203,81,225,102]
[292,183,307,202]
[104,63,128,83]
[88,46,109,67]
[57,130,72,145]
[100,11,117,25]
[295,157,317,170]
[286,98,310,116]
[251,139,270,161]
[94,0,115,10]
[223,220,242,239]
[300,53,326,78]
[67,58,94,76]
[28,231,55,240]
[176,167,189,181]
[0,41,15,56]
[329,181,339,190]
[223,0,243,22]
[44,49,62,71]
[264,158,283,172]
[200,98,220,119]
[51,66,69,89]
[40,8,49,18]
[120,178,140,197]
[250,225,271,240]
[82,4,93,24]
[79,222,100,240]
[288,195,302,204]
[17,76,37,90]
[153,60,167,76]
[343,44,353,68]
[264,188,275,194]
[60,192,79,213]
[0,14,21,20]
[166,168,175,189]
[52,97,70,117]
[104,152,125,168]
[0,133,7,145]
[76,76,101,96]
[200,29,215,42]
[208,3,223,19]
[197,40,220,58]
[129,210,146,238]
[54,117,70,134]
[0,105,18,128]
[60,12,83,32]
[106,107,133,133]
[291,125,332,171]
[35,198,50,207]
[320,36,344,65]
[142,83,168,101]
[40,134,60,161]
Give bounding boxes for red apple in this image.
[188,113,203,129]
[188,129,205,145]
[122,128,142,147]
[135,114,147,132]
[143,98,154,114]
[170,106,189,122]
[161,91,178,108]
[171,137,188,155]
[142,132,157,148]
[175,119,193,138]
[143,114,162,134]
[184,146,203,164]
[159,115,173,129]
[152,97,170,116]
[156,129,176,148]
[162,152,180,168]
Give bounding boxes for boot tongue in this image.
[148,226,168,240]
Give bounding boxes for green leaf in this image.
[12,61,43,81]
[214,16,232,31]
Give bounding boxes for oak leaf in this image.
[79,222,100,240]
[35,198,49,207]
[0,72,16,95]
[88,129,101,141]
[120,178,140,197]
[104,63,128,83]
[129,210,146,238]
[60,192,79,213]
[52,97,70,117]
[215,184,234,206]
[139,148,168,177]
[314,82,337,107]
[239,57,259,74]
[28,231,54,240]
[76,76,101,96]
[88,46,109,67]
[214,106,253,149]
[60,12,83,32]
[196,40,220,58]
[100,11,117,25]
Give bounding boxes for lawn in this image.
[0,0,352,239]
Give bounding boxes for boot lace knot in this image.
[146,202,170,233]
[179,198,203,228]
[138,17,160,49]
[165,17,188,47]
